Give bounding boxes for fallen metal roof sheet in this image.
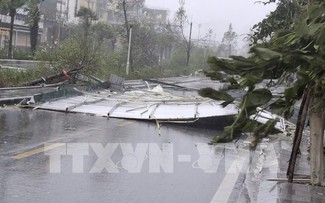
[35,89,239,120]
[22,86,295,134]
[17,76,295,134]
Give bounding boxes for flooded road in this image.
[0,108,274,203]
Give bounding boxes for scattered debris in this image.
[1,75,295,135]
[143,78,195,90]
[18,80,294,134]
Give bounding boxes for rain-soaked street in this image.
[2,107,325,203]
[0,107,269,203]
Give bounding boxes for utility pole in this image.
[126,25,133,75]
[186,21,192,69]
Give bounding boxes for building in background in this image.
[40,0,71,48]
[0,5,43,50]
[0,0,170,52]
[41,0,98,47]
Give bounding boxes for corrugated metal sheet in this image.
[23,76,294,133]
[36,89,239,120]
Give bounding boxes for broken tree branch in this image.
[22,65,85,86]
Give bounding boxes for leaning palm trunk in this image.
[310,97,325,185]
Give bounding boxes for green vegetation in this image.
[0,0,26,58]
[0,0,240,87]
[200,0,324,185]
[26,0,42,54]
[0,49,34,60]
[0,4,209,87]
[0,66,53,88]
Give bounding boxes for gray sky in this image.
[145,0,276,43]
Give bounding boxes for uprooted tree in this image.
[26,7,101,86]
[199,0,324,185]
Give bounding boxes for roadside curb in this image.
[0,96,31,106]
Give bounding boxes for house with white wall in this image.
[0,5,44,50]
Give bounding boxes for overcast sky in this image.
[145,0,276,43]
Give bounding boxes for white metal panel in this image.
[33,89,290,133]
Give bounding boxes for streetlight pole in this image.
[126,25,133,75]
[186,21,192,68]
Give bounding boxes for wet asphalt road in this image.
[0,108,252,203]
